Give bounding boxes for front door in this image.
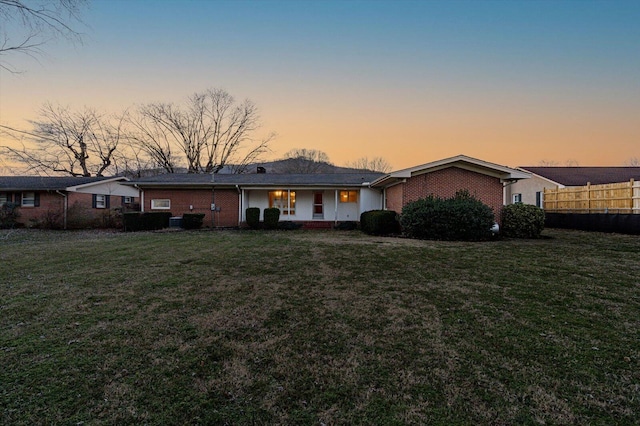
[313,192,323,219]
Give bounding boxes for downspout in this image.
[55,191,67,230]
[502,180,517,205]
[236,185,242,227]
[211,187,216,228]
[134,185,144,212]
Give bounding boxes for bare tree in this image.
[0,0,87,72]
[0,103,123,176]
[346,156,392,173]
[538,159,559,166]
[275,148,333,173]
[127,88,274,174]
[624,157,640,166]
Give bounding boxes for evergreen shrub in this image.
[360,210,399,235]
[263,208,280,229]
[182,213,205,230]
[246,207,260,229]
[400,190,494,241]
[501,203,545,238]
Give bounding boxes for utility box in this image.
[169,217,183,228]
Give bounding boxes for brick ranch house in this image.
[0,176,139,229]
[125,155,530,228]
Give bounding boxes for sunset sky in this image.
[1,0,639,171]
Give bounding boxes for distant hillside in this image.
[120,159,381,178]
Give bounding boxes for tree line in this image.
[0,89,392,177]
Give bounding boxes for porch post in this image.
[334,190,338,224]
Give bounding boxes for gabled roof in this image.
[519,167,640,186]
[0,176,120,191]
[371,154,530,187]
[127,172,385,188]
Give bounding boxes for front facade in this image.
[130,173,384,228]
[128,155,530,228]
[2,155,531,230]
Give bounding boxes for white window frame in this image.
[95,195,106,209]
[123,196,133,204]
[151,199,171,210]
[513,193,522,204]
[22,192,36,207]
[0,193,7,206]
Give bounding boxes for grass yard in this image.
[1,228,639,425]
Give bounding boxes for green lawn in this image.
[1,228,639,425]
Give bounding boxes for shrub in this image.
[278,221,302,230]
[334,221,358,231]
[246,207,261,229]
[400,190,495,241]
[0,202,20,229]
[182,213,205,230]
[263,208,280,230]
[142,212,172,230]
[501,203,545,238]
[360,210,399,235]
[123,212,172,231]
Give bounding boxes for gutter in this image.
[55,191,68,230]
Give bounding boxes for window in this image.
[339,190,357,203]
[535,192,542,208]
[95,195,106,209]
[269,190,295,215]
[123,196,133,204]
[151,199,171,210]
[22,192,36,207]
[513,193,522,203]
[0,193,8,206]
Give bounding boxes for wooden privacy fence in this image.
[544,179,640,213]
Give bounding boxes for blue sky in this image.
[1,0,639,168]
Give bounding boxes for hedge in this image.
[501,203,545,238]
[246,207,260,229]
[263,208,280,230]
[123,212,172,232]
[400,190,494,241]
[360,210,399,235]
[182,213,206,230]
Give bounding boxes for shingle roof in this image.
[0,176,114,191]
[519,167,640,186]
[128,172,385,187]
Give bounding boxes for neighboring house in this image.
[0,176,139,228]
[506,167,640,208]
[126,155,530,228]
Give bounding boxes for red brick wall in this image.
[14,192,65,226]
[8,191,133,228]
[144,188,239,227]
[385,184,404,213]
[401,167,504,223]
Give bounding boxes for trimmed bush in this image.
[334,221,358,231]
[246,207,261,229]
[0,202,20,229]
[278,221,302,230]
[400,190,495,241]
[263,208,280,230]
[123,212,172,231]
[182,213,205,230]
[360,210,399,235]
[502,203,545,238]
